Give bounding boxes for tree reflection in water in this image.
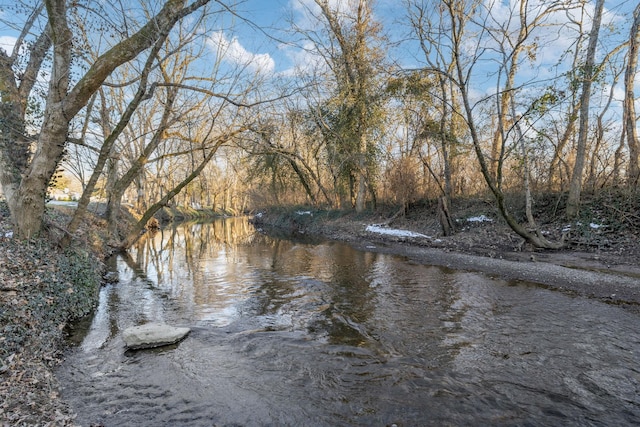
[58,218,640,427]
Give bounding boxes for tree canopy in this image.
[0,0,638,249]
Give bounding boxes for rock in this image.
[122,323,190,350]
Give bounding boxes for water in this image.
[57,218,640,426]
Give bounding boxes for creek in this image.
[56,218,640,426]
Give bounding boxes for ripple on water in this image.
[57,220,640,426]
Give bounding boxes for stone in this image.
[122,323,190,350]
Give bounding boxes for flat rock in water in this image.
[122,323,190,350]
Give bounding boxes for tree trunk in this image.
[105,157,121,239]
[548,107,578,191]
[119,131,243,249]
[0,105,28,222]
[355,94,369,212]
[0,9,50,225]
[104,86,177,238]
[446,0,563,249]
[66,29,168,239]
[10,0,73,238]
[2,0,211,239]
[613,126,627,186]
[355,154,367,212]
[566,0,604,218]
[439,75,454,200]
[547,4,586,192]
[625,4,640,187]
[14,110,70,238]
[437,195,455,236]
[587,75,619,190]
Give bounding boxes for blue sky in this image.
[199,0,406,76]
[197,0,637,84]
[1,0,638,103]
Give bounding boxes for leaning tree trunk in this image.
[4,0,212,239]
[66,33,167,239]
[104,86,177,240]
[119,139,227,249]
[445,0,563,249]
[104,157,123,239]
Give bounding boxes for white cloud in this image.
[291,0,345,17]
[279,40,327,78]
[206,31,275,74]
[283,0,366,77]
[479,0,626,72]
[290,0,361,32]
[0,36,16,56]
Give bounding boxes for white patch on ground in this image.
[365,225,431,239]
[467,215,493,222]
[296,210,312,215]
[562,222,604,232]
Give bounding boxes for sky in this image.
[192,0,638,121]
[190,0,639,112]
[0,0,638,110]
[198,0,406,77]
[1,1,636,79]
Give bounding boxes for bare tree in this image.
[415,0,567,248]
[244,104,334,206]
[119,126,248,249]
[0,0,211,239]
[624,4,640,187]
[566,0,605,217]
[65,19,180,237]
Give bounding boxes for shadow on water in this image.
[57,217,640,426]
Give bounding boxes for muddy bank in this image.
[351,239,640,307]
[251,207,640,310]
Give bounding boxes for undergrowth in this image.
[0,200,103,425]
[0,239,101,360]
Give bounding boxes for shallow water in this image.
[57,218,640,426]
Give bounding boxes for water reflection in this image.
[58,218,640,426]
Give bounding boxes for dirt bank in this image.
[251,203,640,311]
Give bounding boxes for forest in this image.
[0,0,639,249]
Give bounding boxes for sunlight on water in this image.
[58,218,640,426]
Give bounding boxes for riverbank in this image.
[0,201,230,425]
[157,205,233,223]
[0,203,106,426]
[2,192,639,424]
[251,195,640,310]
